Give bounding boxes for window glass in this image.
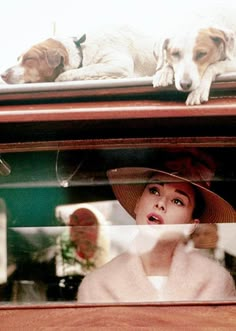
[0,147,235,304]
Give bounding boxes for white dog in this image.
[151,2,236,106]
[1,25,157,84]
[152,25,236,105]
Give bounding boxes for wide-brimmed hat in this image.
[107,167,235,223]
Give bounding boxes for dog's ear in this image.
[209,27,235,60]
[153,38,169,70]
[45,49,64,68]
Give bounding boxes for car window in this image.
[0,146,235,304]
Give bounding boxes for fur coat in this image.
[78,242,236,303]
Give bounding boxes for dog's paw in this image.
[186,86,210,106]
[152,66,174,88]
[56,70,82,82]
[56,72,72,82]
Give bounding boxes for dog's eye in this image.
[23,57,36,64]
[195,51,207,61]
[171,51,181,59]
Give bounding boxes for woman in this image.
[78,151,236,303]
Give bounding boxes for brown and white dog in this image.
[152,26,236,105]
[1,25,157,84]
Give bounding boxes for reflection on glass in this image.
[78,224,236,303]
[0,199,7,285]
[12,280,46,303]
[0,147,235,305]
[55,204,110,300]
[78,149,236,303]
[189,223,236,285]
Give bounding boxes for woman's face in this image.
[134,176,198,226]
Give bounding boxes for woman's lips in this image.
[147,213,164,225]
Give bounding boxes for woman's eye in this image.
[173,198,184,206]
[149,186,160,195]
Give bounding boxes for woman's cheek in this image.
[134,197,141,215]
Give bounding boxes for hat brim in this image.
[107,167,235,223]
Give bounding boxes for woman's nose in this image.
[155,198,166,211]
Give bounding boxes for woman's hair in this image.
[192,187,205,220]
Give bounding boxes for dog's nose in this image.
[1,69,10,82]
[1,72,7,80]
[180,79,192,91]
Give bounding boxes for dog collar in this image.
[73,34,86,68]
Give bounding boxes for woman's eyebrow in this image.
[175,189,190,202]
